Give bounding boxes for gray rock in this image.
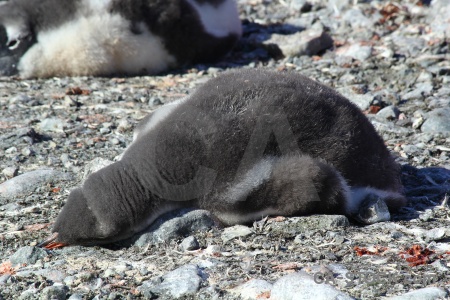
[421,108,450,133]
[424,227,446,242]
[39,285,69,300]
[35,269,67,283]
[353,193,391,224]
[376,106,401,121]
[9,246,47,266]
[139,265,206,299]
[1,166,18,178]
[387,287,448,300]
[270,271,354,300]
[180,236,200,251]
[221,225,254,243]
[232,279,273,300]
[38,118,66,133]
[0,169,73,204]
[336,43,372,62]
[336,87,373,110]
[264,28,333,57]
[68,294,84,300]
[18,288,38,300]
[133,209,216,246]
[402,82,434,100]
[267,215,349,238]
[342,8,375,28]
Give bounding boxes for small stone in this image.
[9,246,47,266]
[205,245,222,256]
[336,87,373,110]
[387,287,447,300]
[376,106,401,121]
[39,118,66,133]
[68,294,83,300]
[1,166,18,178]
[231,279,273,300]
[40,285,69,300]
[353,193,391,224]
[421,108,450,133]
[0,169,73,204]
[270,271,354,300]
[180,236,200,251]
[139,265,205,299]
[117,118,133,133]
[264,28,333,57]
[133,209,215,247]
[10,94,32,104]
[425,227,446,242]
[336,43,372,61]
[221,225,254,243]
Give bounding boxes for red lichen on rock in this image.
[399,245,435,267]
[0,261,16,275]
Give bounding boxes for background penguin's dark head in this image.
[48,188,126,246]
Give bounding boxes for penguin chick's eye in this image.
[7,39,20,50]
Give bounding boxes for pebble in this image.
[179,236,200,251]
[270,271,354,300]
[40,285,69,300]
[376,106,400,121]
[0,169,73,204]
[38,118,66,133]
[421,108,450,133]
[221,225,254,243]
[9,246,47,266]
[231,279,273,300]
[336,87,372,110]
[265,28,333,58]
[336,43,372,62]
[133,209,215,246]
[1,166,18,178]
[139,265,205,299]
[387,287,448,300]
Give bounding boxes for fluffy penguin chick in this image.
[0,0,242,78]
[47,69,406,246]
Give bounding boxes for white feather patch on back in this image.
[132,97,188,141]
[18,14,176,78]
[184,0,242,38]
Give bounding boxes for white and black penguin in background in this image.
[0,0,242,78]
[40,69,407,247]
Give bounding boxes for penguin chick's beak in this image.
[37,232,68,249]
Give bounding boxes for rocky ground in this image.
[1,0,450,299]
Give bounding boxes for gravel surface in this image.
[1,0,450,299]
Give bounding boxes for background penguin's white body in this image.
[47,69,407,246]
[0,0,241,78]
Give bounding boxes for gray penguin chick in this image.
[44,69,406,246]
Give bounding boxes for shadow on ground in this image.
[397,164,450,220]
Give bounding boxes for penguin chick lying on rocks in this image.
[40,69,406,247]
[0,0,241,78]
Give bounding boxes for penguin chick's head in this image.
[49,188,125,246]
